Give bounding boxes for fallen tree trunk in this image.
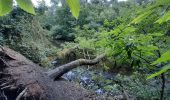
[0,46,112,100]
[47,54,106,80]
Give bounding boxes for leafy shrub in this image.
[0,8,58,67]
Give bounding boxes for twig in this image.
[16,88,27,100]
[133,53,158,67]
[2,91,7,100]
[87,51,90,70]
[0,82,10,87]
[0,45,6,59]
[1,85,13,90]
[0,57,10,68]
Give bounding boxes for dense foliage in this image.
[0,8,59,67]
[0,0,170,99]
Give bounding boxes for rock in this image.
[64,71,77,81]
[95,89,104,95]
[51,60,57,65]
[80,76,91,85]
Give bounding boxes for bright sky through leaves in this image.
[31,0,52,6]
[32,0,127,7]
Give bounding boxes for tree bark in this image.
[0,46,111,100]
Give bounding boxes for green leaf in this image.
[131,10,154,24]
[156,11,170,24]
[103,63,110,71]
[16,0,35,15]
[66,0,80,19]
[123,27,136,34]
[147,65,170,79]
[152,51,170,65]
[0,0,13,16]
[156,0,170,6]
[149,33,164,37]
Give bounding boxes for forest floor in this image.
[62,66,170,99]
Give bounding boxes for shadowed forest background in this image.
[0,0,170,100]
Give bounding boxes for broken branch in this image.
[47,54,106,80]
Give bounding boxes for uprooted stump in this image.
[0,46,115,100]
